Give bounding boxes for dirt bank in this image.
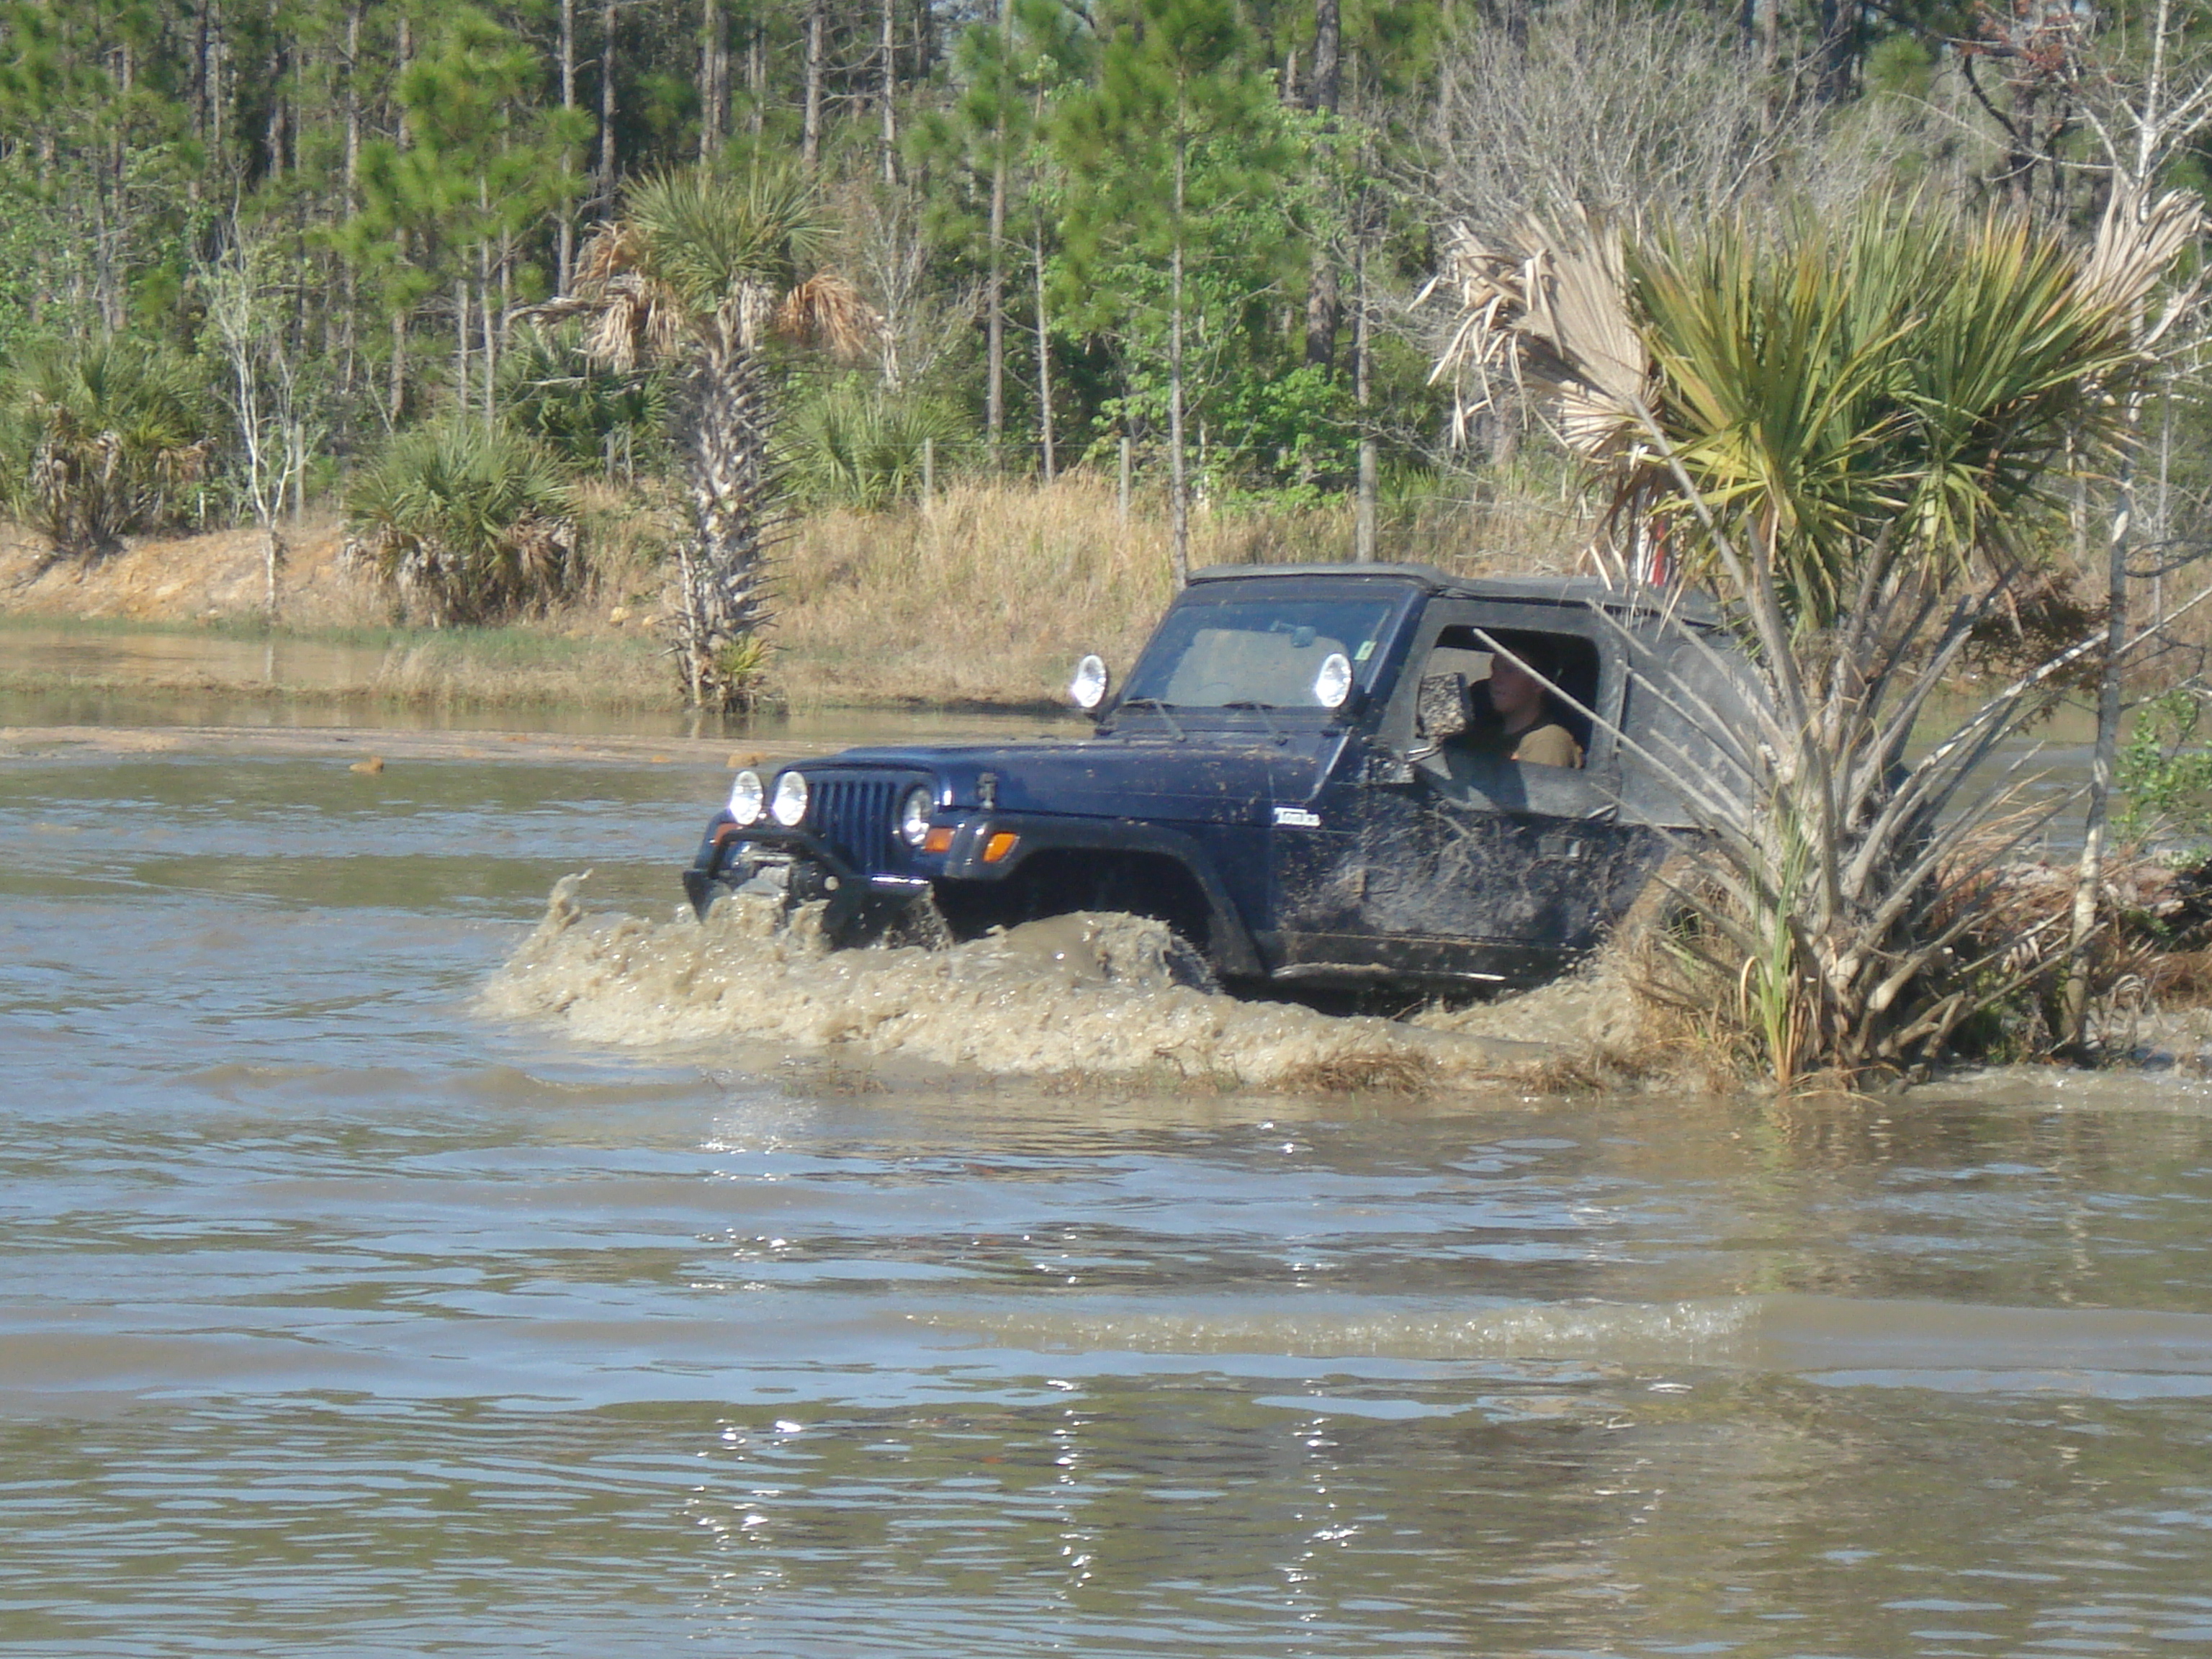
[0,518,678,713]
[1,519,372,629]
[0,480,1529,714]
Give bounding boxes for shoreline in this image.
[0,613,1070,719]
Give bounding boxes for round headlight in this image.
[899,785,935,848]
[1069,653,1110,711]
[1313,650,1354,710]
[728,769,765,826]
[770,770,810,827]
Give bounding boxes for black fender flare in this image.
[943,814,1265,978]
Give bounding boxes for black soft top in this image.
[1185,563,1721,627]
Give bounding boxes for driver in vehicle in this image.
[1473,646,1583,768]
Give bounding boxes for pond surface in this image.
[6,702,2212,1657]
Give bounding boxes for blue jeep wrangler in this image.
[683,563,1746,997]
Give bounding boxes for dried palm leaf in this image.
[1425,210,1650,466]
[775,272,881,361]
[2078,186,2203,338]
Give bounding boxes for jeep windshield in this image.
[1117,595,1398,712]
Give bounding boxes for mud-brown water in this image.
[10,698,2212,1656]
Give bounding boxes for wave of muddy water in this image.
[14,706,2212,1658]
[485,876,1586,1088]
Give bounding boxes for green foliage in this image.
[2118,689,2212,848]
[342,8,585,323]
[786,377,965,511]
[614,168,830,319]
[344,420,583,626]
[498,326,669,473]
[0,336,213,557]
[1633,197,2144,631]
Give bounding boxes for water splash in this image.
[482,876,1565,1089]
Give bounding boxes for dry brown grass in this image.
[1,471,1596,711]
[1272,1049,1442,1094]
[766,472,1590,708]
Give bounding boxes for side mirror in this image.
[1415,673,1470,743]
[1069,653,1110,712]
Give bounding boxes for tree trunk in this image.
[1302,0,1341,371]
[598,0,619,199]
[559,0,577,287]
[677,342,777,710]
[2064,421,2141,1051]
[801,0,825,171]
[1816,0,1857,103]
[985,149,1006,464]
[880,0,897,183]
[1033,207,1055,481]
[984,0,1009,465]
[747,22,764,135]
[1353,226,1375,562]
[263,519,285,623]
[700,0,726,160]
[1168,143,1189,588]
[1308,0,1339,114]
[338,0,361,405]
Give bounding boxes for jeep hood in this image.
[806,736,1342,826]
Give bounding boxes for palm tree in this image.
[547,168,875,709]
[1429,192,2198,1082]
[0,339,214,563]
[345,418,582,626]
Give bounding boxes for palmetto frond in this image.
[774,272,878,361]
[1426,209,1648,464]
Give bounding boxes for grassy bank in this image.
[0,475,1585,714]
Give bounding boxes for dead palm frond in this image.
[1424,209,1648,464]
[775,272,877,361]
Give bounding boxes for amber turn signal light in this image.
[982,831,1020,864]
[922,825,955,854]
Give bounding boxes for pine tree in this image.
[1059,0,1293,582]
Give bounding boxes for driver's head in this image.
[1486,638,1558,721]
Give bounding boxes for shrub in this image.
[786,377,966,511]
[344,419,583,625]
[496,325,669,475]
[0,338,215,559]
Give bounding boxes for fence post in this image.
[922,437,935,511]
[1118,435,1131,526]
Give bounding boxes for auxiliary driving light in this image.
[899,786,935,848]
[728,769,765,826]
[770,770,811,827]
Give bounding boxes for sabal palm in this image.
[1,339,212,561]
[1430,192,2194,1080]
[553,168,873,709]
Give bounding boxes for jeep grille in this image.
[810,775,905,870]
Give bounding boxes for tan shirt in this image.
[1465,717,1583,768]
[1509,721,1583,769]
